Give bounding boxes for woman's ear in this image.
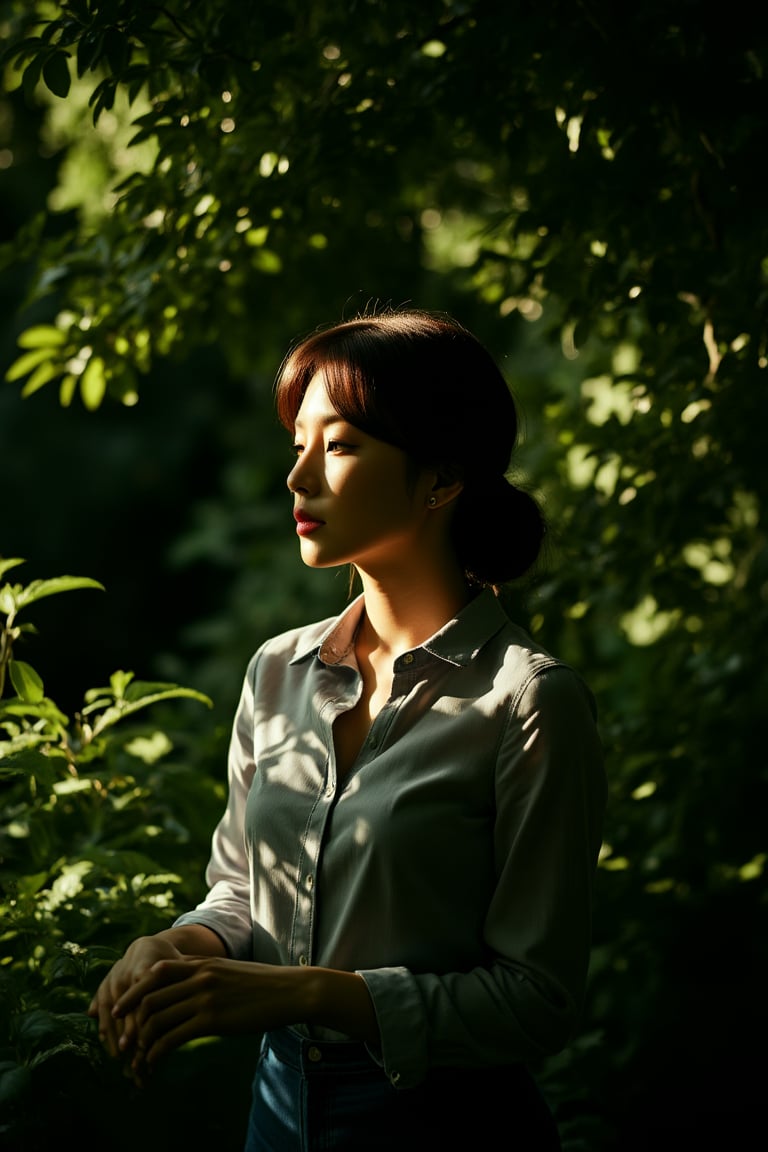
[427,472,464,509]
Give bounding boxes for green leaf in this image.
[21,55,43,101]
[0,35,43,71]
[0,558,25,581]
[59,374,77,406]
[0,745,59,787]
[5,348,53,383]
[110,669,134,698]
[90,686,213,738]
[0,1062,32,1108]
[76,29,104,77]
[42,51,71,98]
[17,325,67,349]
[89,76,117,125]
[14,576,105,610]
[0,698,69,728]
[0,585,17,615]
[103,27,130,74]
[80,356,107,410]
[16,1008,62,1044]
[20,360,61,398]
[9,661,44,703]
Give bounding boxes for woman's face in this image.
[287,373,434,575]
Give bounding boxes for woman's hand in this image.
[112,958,379,1078]
[87,935,186,1072]
[87,925,227,1081]
[113,958,301,1075]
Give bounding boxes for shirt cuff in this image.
[356,966,428,1089]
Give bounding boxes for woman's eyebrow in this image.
[294,412,350,432]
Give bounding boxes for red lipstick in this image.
[294,509,325,536]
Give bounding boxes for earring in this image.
[428,496,437,507]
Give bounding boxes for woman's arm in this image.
[357,665,606,1088]
[87,924,227,1067]
[109,958,379,1078]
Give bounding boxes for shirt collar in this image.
[290,588,507,669]
[291,595,366,666]
[420,588,508,667]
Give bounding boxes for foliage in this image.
[1,1,767,1148]
[0,562,255,1150]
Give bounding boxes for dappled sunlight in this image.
[37,78,156,222]
[597,843,629,871]
[619,594,681,646]
[0,0,765,1142]
[682,539,734,586]
[581,375,637,426]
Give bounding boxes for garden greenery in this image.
[1,2,766,1148]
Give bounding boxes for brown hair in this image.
[275,308,545,586]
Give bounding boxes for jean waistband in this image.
[263,1027,379,1077]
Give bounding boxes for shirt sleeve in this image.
[172,657,279,964]
[357,664,606,1089]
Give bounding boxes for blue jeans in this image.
[244,1027,561,1151]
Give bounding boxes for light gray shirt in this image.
[174,588,606,1088]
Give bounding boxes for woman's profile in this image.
[88,307,606,1150]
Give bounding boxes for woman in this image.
[89,308,606,1150]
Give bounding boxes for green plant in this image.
[0,557,240,1150]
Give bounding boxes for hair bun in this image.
[453,476,545,586]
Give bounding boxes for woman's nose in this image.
[287,451,312,494]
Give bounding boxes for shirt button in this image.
[306,874,314,889]
[389,1070,401,1085]
[402,652,414,665]
[308,1046,322,1063]
[299,954,309,966]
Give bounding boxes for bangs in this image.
[273,308,514,476]
[274,323,405,447]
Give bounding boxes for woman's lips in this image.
[294,511,325,536]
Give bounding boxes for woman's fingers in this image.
[130,992,207,1069]
[89,977,128,1059]
[112,958,194,1018]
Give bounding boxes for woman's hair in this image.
[274,307,545,587]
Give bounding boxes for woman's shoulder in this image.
[488,608,596,717]
[248,613,339,668]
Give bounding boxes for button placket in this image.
[291,769,333,966]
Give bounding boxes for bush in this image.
[0,558,254,1150]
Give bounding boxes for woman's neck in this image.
[354,564,474,662]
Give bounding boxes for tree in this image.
[1,2,766,1147]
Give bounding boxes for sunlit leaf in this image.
[9,661,44,703]
[17,325,67,349]
[15,577,104,610]
[79,356,107,410]
[110,670,134,698]
[0,586,17,615]
[20,361,61,398]
[90,687,213,738]
[0,698,69,728]
[5,348,53,383]
[0,559,25,581]
[59,374,77,406]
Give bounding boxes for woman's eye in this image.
[327,440,353,453]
